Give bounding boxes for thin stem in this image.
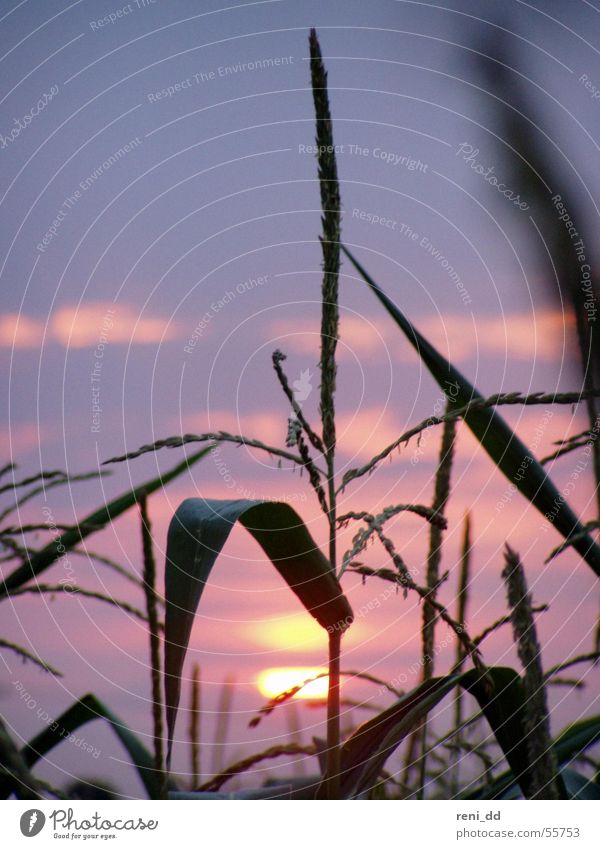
[310,25,342,799]
[198,744,316,793]
[103,431,326,476]
[544,651,600,679]
[139,496,166,799]
[212,674,235,777]
[339,389,600,491]
[573,301,600,519]
[416,413,456,798]
[272,350,324,453]
[248,669,403,728]
[422,414,457,679]
[325,629,341,800]
[0,638,62,676]
[7,583,155,625]
[189,663,201,789]
[502,545,564,799]
[449,513,472,798]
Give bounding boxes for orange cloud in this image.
[336,407,403,462]
[268,313,391,361]
[0,303,177,349]
[0,314,44,348]
[51,302,175,348]
[418,309,575,362]
[268,308,575,365]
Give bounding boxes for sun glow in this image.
[257,667,329,700]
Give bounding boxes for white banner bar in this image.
[2,800,598,847]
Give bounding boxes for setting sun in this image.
[257,667,329,700]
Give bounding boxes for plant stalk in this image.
[310,26,343,800]
[189,663,201,788]
[139,495,166,799]
[326,628,342,799]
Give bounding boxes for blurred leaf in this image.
[164,497,353,768]
[342,245,600,578]
[0,448,212,596]
[0,716,42,800]
[561,768,600,799]
[460,666,552,799]
[554,714,600,762]
[16,693,175,799]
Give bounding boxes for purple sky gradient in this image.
[1,0,600,797]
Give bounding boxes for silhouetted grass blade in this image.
[468,713,600,799]
[342,245,600,578]
[0,448,212,596]
[17,693,173,799]
[332,667,541,799]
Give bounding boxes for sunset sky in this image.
[1,0,600,796]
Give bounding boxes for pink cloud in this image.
[0,303,178,349]
[418,309,575,363]
[51,302,175,348]
[268,313,391,361]
[269,308,575,365]
[0,423,46,458]
[0,314,44,348]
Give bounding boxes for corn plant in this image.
[2,28,600,801]
[96,29,600,800]
[0,452,210,799]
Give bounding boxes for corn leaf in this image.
[332,667,542,799]
[467,712,600,799]
[12,693,174,799]
[164,497,353,768]
[342,245,600,578]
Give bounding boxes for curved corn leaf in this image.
[0,448,212,596]
[342,245,600,578]
[14,693,173,799]
[333,673,462,798]
[330,667,550,799]
[164,497,353,768]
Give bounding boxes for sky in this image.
[1,0,600,797]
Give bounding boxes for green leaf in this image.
[335,674,462,797]
[460,667,545,799]
[332,667,549,799]
[342,245,600,579]
[164,498,353,768]
[0,448,212,596]
[15,693,173,799]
